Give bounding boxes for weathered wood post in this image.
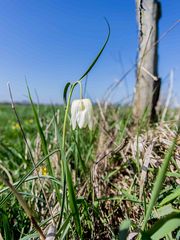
[133,0,161,121]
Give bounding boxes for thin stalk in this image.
[58,82,77,228]
[78,80,83,99]
[59,82,83,238]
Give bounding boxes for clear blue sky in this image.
[0,0,179,104]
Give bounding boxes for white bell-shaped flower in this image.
[71,98,93,130]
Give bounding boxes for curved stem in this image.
[58,82,78,230]
[78,80,83,99]
[62,82,78,149]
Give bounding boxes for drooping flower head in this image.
[71,98,93,130]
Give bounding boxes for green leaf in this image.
[104,167,121,181]
[152,204,179,218]
[122,189,139,202]
[1,211,12,240]
[166,171,180,178]
[118,219,131,240]
[20,233,39,240]
[144,212,180,240]
[141,133,178,231]
[58,214,72,239]
[27,85,48,157]
[176,230,180,239]
[78,18,110,81]
[159,187,180,206]
[63,82,71,106]
[65,162,82,238]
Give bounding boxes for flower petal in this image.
[71,114,77,130]
[71,98,93,130]
[71,100,79,130]
[77,110,87,128]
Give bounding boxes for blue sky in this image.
[0,0,179,104]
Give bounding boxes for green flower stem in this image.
[62,82,77,149]
[78,80,83,99]
[58,82,77,228]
